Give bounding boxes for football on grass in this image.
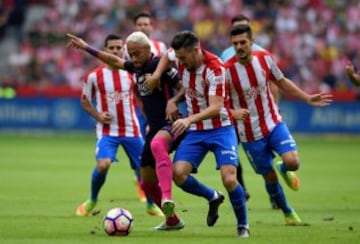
[103,207,134,236]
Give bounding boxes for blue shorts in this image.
[241,122,297,175]
[96,135,144,170]
[173,125,239,173]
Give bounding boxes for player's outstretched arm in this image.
[345,62,360,86]
[276,77,332,107]
[66,33,126,69]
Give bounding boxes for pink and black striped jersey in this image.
[225,50,283,142]
[82,66,141,138]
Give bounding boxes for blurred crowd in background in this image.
[0,0,359,99]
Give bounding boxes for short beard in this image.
[238,53,250,64]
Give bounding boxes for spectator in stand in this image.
[1,1,359,101]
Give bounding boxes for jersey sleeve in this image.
[159,41,167,56]
[161,64,180,88]
[207,67,226,98]
[265,54,284,81]
[123,60,136,74]
[166,48,176,62]
[82,72,96,102]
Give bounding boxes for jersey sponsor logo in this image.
[220,149,237,157]
[241,83,267,101]
[167,67,178,79]
[280,138,295,145]
[106,91,130,104]
[136,74,152,96]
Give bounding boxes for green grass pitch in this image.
[0,133,359,243]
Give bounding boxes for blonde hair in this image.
[126,31,151,47]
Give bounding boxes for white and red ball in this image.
[103,207,134,236]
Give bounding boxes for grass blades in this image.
[0,133,359,243]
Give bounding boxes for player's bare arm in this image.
[171,95,223,135]
[166,83,185,122]
[80,96,112,124]
[276,77,332,106]
[145,52,171,90]
[345,62,360,86]
[66,33,126,69]
[269,82,281,104]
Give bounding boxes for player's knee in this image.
[172,167,186,186]
[172,170,184,186]
[97,160,111,173]
[282,152,300,171]
[221,173,237,191]
[284,158,300,171]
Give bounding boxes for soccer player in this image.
[225,25,332,225]
[128,12,169,191]
[132,11,167,57]
[221,14,279,103]
[345,61,360,86]
[67,31,185,230]
[75,34,162,217]
[221,14,264,62]
[127,11,168,134]
[147,31,250,238]
[221,14,280,208]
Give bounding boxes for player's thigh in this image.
[96,135,119,162]
[242,138,274,175]
[121,137,144,169]
[140,136,156,168]
[211,126,239,169]
[173,131,207,173]
[269,122,298,156]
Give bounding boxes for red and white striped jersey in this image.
[82,66,141,138]
[150,39,167,57]
[225,50,283,142]
[167,49,232,131]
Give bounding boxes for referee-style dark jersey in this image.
[124,54,180,132]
